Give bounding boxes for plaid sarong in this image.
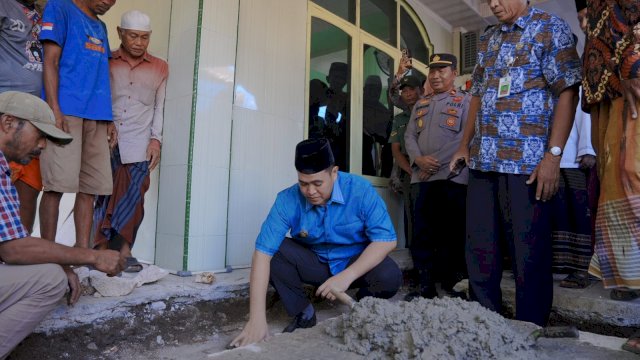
[588,97,640,289]
[94,146,150,249]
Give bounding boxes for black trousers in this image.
[411,180,467,291]
[270,238,402,317]
[466,170,553,326]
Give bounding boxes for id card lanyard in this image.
[496,29,524,99]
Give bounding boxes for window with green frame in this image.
[308,0,432,179]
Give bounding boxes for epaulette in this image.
[416,97,431,107]
[415,106,427,117]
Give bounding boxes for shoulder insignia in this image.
[417,108,426,116]
[418,98,430,106]
[446,117,456,127]
[417,118,423,128]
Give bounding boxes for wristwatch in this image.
[548,146,562,157]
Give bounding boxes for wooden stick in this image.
[330,288,356,309]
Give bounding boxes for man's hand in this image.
[63,265,81,305]
[146,139,161,171]
[414,155,440,174]
[94,250,126,276]
[578,154,596,169]
[526,153,561,201]
[622,78,640,119]
[316,272,354,301]
[53,109,69,133]
[229,317,269,348]
[396,53,412,76]
[418,169,433,181]
[107,122,118,149]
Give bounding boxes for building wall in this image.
[155,0,455,272]
[225,0,308,268]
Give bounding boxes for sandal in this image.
[124,257,143,273]
[623,330,640,355]
[559,271,590,289]
[610,288,640,301]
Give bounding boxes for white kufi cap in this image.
[120,10,151,32]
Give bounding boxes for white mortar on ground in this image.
[325,297,538,360]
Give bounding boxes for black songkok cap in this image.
[574,0,586,11]
[295,138,335,174]
[399,75,421,89]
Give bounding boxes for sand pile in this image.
[325,296,538,360]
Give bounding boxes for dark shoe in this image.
[445,289,467,300]
[559,271,590,289]
[623,330,640,355]
[404,288,437,301]
[610,288,639,301]
[404,291,422,302]
[283,312,316,333]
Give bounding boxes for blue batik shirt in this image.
[255,172,396,275]
[469,7,582,175]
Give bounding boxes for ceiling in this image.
[415,0,580,33]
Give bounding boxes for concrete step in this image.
[9,249,640,359]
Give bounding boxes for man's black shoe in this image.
[283,312,317,333]
[404,288,437,301]
[404,291,422,302]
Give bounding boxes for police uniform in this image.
[403,53,471,297]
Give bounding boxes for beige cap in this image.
[120,10,151,32]
[0,91,73,145]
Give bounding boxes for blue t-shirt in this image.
[255,172,397,275]
[39,0,112,121]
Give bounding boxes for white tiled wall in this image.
[155,0,199,270]
[226,0,308,267]
[183,0,239,271]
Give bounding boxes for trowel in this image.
[528,325,580,341]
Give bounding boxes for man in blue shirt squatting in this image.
[230,138,402,347]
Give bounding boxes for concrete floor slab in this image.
[16,251,640,359]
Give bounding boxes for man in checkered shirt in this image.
[0,91,125,359]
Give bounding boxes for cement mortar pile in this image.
[325,296,538,360]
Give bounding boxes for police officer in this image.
[404,53,470,300]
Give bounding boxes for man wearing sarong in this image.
[581,0,640,355]
[94,10,168,272]
[582,0,640,300]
